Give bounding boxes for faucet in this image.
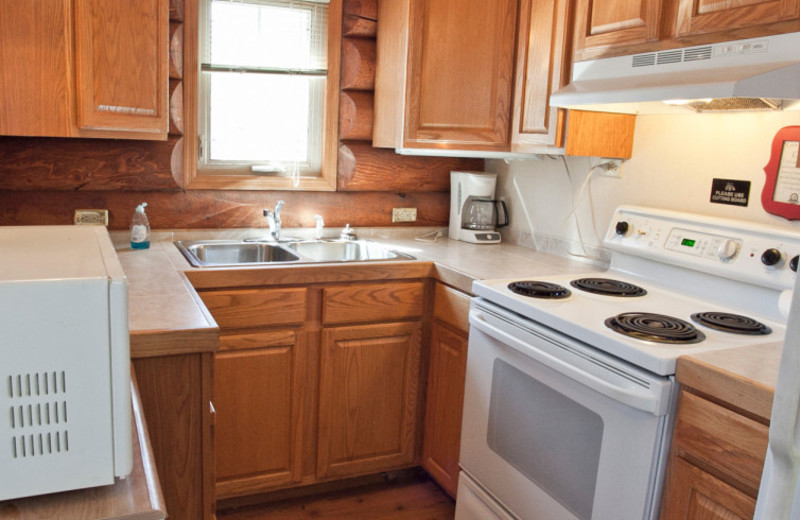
[314,215,325,240]
[263,200,285,241]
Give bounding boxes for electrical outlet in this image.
[74,209,109,225]
[597,159,624,178]
[392,208,417,223]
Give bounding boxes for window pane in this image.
[206,72,323,165]
[209,0,328,70]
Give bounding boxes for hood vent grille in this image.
[631,46,714,69]
[686,97,783,112]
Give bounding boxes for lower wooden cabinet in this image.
[318,321,422,479]
[660,389,769,520]
[132,352,215,520]
[422,282,471,498]
[662,457,756,520]
[214,329,307,498]
[422,322,468,497]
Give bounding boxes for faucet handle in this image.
[314,215,325,240]
[340,224,357,241]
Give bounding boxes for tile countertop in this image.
[115,229,784,419]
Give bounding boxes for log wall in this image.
[0,0,481,230]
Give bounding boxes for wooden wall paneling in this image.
[337,143,483,192]
[169,0,185,21]
[344,0,378,19]
[0,190,452,229]
[341,38,377,90]
[169,23,184,79]
[343,16,378,38]
[133,353,210,520]
[170,80,184,135]
[0,137,184,190]
[339,92,374,141]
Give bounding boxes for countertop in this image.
[0,370,166,520]
[118,230,783,420]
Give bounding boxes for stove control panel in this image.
[605,206,800,291]
[664,228,741,262]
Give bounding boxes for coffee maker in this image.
[449,171,508,244]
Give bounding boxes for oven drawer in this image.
[672,389,768,495]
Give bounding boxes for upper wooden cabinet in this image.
[374,0,518,151]
[572,0,662,58]
[0,0,168,139]
[573,0,800,59]
[374,0,634,157]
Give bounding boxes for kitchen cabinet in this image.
[374,0,518,151]
[374,0,635,157]
[659,389,769,519]
[573,0,800,60]
[0,0,168,139]
[197,278,426,501]
[422,283,471,498]
[132,352,215,520]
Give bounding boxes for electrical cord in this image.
[561,156,606,262]
[414,228,447,243]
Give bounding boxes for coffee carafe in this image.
[449,172,508,244]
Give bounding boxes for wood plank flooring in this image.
[217,478,455,520]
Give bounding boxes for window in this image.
[185,0,341,190]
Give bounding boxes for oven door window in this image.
[488,359,603,520]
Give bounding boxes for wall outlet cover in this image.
[392,208,417,223]
[74,209,109,225]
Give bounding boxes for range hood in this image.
[550,32,800,114]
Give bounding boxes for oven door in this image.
[459,300,676,520]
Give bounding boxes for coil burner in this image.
[507,281,572,300]
[605,312,706,344]
[570,278,647,297]
[691,312,772,335]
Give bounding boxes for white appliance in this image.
[0,225,132,501]
[450,171,507,244]
[457,206,799,520]
[549,31,800,114]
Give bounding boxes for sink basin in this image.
[175,239,414,267]
[285,239,415,262]
[175,240,301,267]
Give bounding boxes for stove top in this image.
[472,206,800,376]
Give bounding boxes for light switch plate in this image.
[392,208,417,223]
[74,209,109,225]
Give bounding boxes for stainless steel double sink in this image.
[175,239,415,267]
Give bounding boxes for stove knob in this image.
[761,248,783,267]
[716,239,739,261]
[790,255,799,272]
[615,221,630,236]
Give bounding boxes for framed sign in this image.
[762,126,800,220]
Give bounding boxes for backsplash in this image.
[488,110,800,253]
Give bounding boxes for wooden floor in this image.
[217,478,455,520]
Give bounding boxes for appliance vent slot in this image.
[632,54,656,67]
[11,431,70,458]
[656,50,683,65]
[683,46,712,62]
[6,371,70,459]
[7,371,67,398]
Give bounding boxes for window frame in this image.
[183,0,341,191]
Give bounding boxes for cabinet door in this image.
[573,0,662,59]
[672,0,800,38]
[403,0,517,150]
[0,0,74,137]
[73,0,168,136]
[318,322,422,479]
[511,0,569,149]
[660,457,756,519]
[422,322,468,498]
[214,330,306,499]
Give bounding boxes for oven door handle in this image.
[470,310,662,415]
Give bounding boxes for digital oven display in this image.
[681,238,696,247]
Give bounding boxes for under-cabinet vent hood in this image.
[549,32,800,114]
